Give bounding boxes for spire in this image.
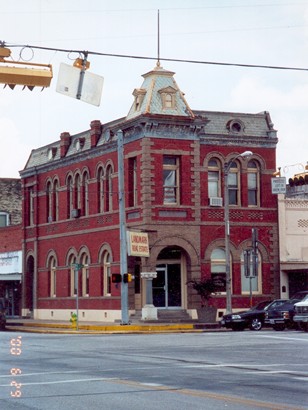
[126,63,194,120]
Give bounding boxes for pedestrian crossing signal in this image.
[111,273,122,283]
[123,273,133,283]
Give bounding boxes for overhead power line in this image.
[2,41,308,72]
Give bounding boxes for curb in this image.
[5,321,224,334]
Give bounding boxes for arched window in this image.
[75,174,81,211]
[208,158,221,198]
[67,176,74,219]
[102,251,111,296]
[28,187,35,226]
[53,179,59,221]
[106,165,113,212]
[240,250,262,294]
[68,254,77,296]
[211,248,229,293]
[82,172,89,216]
[81,253,90,296]
[97,167,104,213]
[46,180,52,222]
[228,161,240,205]
[48,255,57,297]
[165,93,173,108]
[247,160,260,206]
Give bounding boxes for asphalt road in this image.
[0,329,307,409]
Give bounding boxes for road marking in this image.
[0,370,85,379]
[258,334,308,342]
[0,375,305,409]
[0,377,118,387]
[113,379,305,410]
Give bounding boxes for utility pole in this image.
[224,151,253,314]
[73,263,83,331]
[117,130,129,324]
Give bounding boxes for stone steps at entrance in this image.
[130,309,196,323]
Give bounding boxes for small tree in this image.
[187,277,216,307]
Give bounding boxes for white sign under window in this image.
[0,251,22,274]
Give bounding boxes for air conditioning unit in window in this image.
[209,197,223,207]
[71,209,80,218]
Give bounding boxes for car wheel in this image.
[250,318,262,331]
[273,324,285,331]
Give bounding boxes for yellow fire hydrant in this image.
[70,313,77,329]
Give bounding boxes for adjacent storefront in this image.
[0,251,22,317]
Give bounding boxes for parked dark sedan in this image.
[220,299,287,331]
[265,291,308,330]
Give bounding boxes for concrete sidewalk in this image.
[5,318,224,334]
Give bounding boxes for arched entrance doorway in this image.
[153,247,186,309]
[25,255,34,315]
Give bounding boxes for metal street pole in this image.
[117,130,129,325]
[224,151,253,315]
[224,164,232,315]
[74,264,80,331]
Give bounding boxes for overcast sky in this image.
[1,0,308,180]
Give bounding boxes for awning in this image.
[280,263,308,271]
[0,273,22,281]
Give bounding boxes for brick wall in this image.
[0,178,22,225]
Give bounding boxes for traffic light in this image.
[123,273,133,283]
[111,273,122,283]
[0,47,53,90]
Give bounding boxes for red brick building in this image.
[20,64,279,322]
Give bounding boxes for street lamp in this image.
[224,150,253,314]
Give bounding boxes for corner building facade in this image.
[20,64,280,322]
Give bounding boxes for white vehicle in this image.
[293,295,308,332]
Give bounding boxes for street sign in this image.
[127,231,149,257]
[56,63,104,106]
[271,177,286,194]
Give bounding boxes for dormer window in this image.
[165,93,172,108]
[132,88,146,112]
[227,119,245,134]
[75,137,85,151]
[47,147,57,160]
[159,86,177,110]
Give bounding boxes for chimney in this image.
[90,120,102,147]
[60,132,71,157]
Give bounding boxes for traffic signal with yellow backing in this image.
[0,47,53,90]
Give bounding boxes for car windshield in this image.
[265,300,286,310]
[299,294,308,302]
